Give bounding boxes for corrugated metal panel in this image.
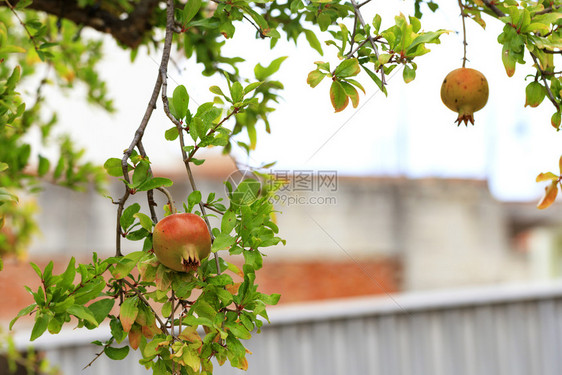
[15,282,562,374]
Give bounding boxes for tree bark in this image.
[3,0,162,48]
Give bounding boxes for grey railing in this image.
[15,282,562,375]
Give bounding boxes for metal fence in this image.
[15,282,562,375]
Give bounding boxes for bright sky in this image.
[36,1,562,202]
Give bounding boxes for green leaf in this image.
[230,81,244,103]
[37,155,50,177]
[259,292,281,305]
[0,188,18,204]
[88,299,115,324]
[211,232,236,252]
[188,190,202,212]
[403,65,416,83]
[307,70,326,88]
[330,81,349,112]
[0,45,26,54]
[407,30,448,55]
[30,262,43,279]
[221,210,237,234]
[112,251,146,279]
[104,158,130,177]
[340,81,359,108]
[68,304,99,326]
[362,65,387,96]
[334,58,360,78]
[134,213,153,231]
[183,0,202,24]
[104,346,130,360]
[120,203,141,230]
[243,82,262,96]
[111,318,127,343]
[10,304,36,330]
[193,300,217,320]
[57,257,76,289]
[137,177,173,192]
[303,29,323,55]
[173,85,189,119]
[210,85,225,96]
[73,279,106,305]
[165,127,179,141]
[525,81,546,108]
[132,161,150,188]
[30,312,50,341]
[317,13,331,31]
[243,250,263,270]
[191,157,205,166]
[120,296,139,333]
[254,56,288,81]
[228,324,251,339]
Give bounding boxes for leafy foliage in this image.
[3,0,562,374]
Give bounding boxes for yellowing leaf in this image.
[330,80,349,112]
[128,324,142,350]
[119,296,139,333]
[537,181,558,209]
[179,326,202,342]
[536,172,559,182]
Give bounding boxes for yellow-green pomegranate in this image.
[441,67,489,126]
[152,213,211,272]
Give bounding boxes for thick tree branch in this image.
[2,0,161,48]
[481,0,506,17]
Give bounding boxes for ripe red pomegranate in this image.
[152,213,211,272]
[440,67,489,126]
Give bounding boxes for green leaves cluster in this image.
[306,12,447,111]
[10,255,113,341]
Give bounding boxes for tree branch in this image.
[481,0,506,17]
[115,0,175,256]
[1,0,161,48]
[349,0,386,85]
[531,53,560,111]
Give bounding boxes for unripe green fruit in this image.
[152,213,211,272]
[441,67,489,126]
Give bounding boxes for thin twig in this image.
[157,1,223,274]
[458,0,468,67]
[481,0,506,17]
[346,39,369,59]
[156,186,176,213]
[242,14,266,38]
[82,348,106,370]
[115,0,176,256]
[357,0,372,8]
[203,203,225,215]
[4,0,40,52]
[531,53,560,111]
[122,279,169,335]
[137,141,158,223]
[349,0,385,85]
[115,189,130,257]
[535,5,562,16]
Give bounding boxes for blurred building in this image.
[2,155,562,325]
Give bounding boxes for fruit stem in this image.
[156,186,176,214]
[458,0,468,68]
